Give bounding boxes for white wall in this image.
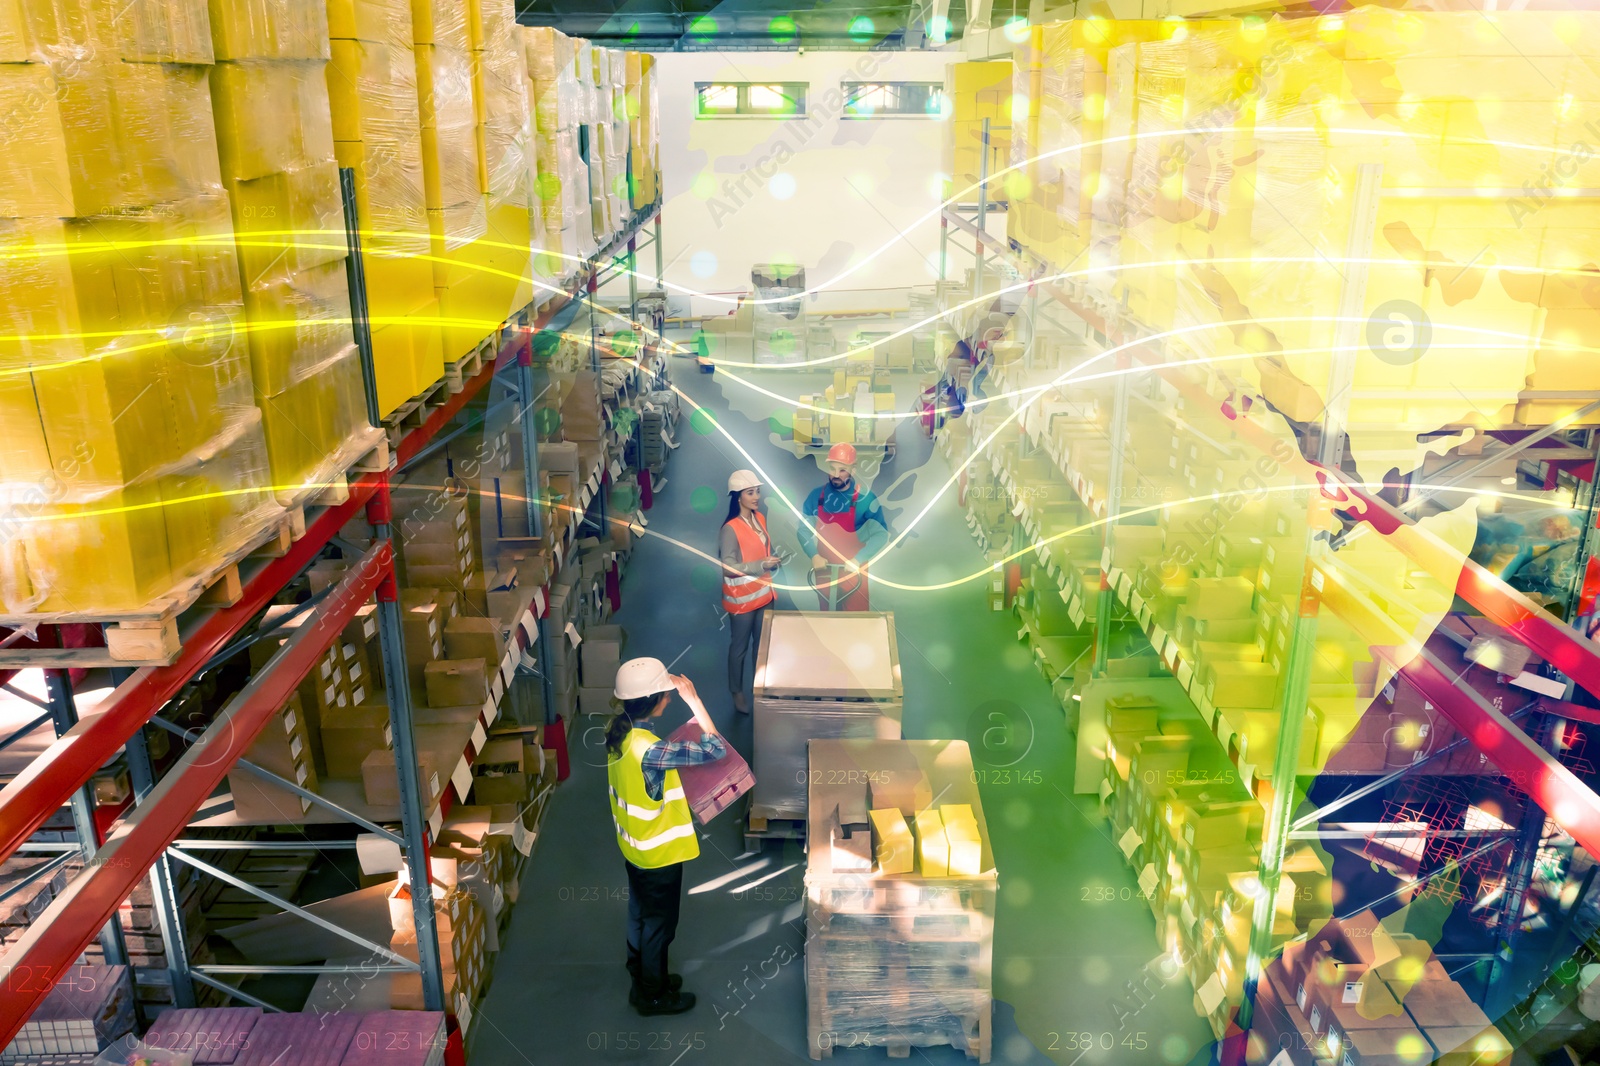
[653,51,951,315]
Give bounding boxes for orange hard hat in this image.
[826,442,857,466]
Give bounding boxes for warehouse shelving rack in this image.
[938,190,1600,1049]
[0,177,665,1051]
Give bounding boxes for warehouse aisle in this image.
[470,348,1212,1065]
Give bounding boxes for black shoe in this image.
[634,990,695,1017]
[629,971,683,992]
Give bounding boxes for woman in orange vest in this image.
[720,469,780,713]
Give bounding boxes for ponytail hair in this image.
[605,694,666,756]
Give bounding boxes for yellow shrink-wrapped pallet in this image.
[325,0,443,411]
[430,0,535,359]
[944,60,1012,203]
[208,0,371,506]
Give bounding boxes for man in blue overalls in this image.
[798,443,888,611]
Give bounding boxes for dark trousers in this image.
[728,605,766,695]
[625,859,683,998]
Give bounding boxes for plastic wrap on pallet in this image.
[752,701,902,822]
[804,740,995,1061]
[4,0,213,63]
[523,26,578,133]
[210,0,330,60]
[0,178,278,615]
[206,27,368,497]
[470,0,532,209]
[416,41,485,247]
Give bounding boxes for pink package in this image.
[666,722,754,824]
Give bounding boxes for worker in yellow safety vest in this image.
[720,469,780,713]
[605,658,727,1016]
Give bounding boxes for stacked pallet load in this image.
[524,27,591,277]
[208,0,371,501]
[0,965,134,1060]
[0,0,281,616]
[325,0,446,414]
[943,61,1012,206]
[431,0,536,363]
[625,51,659,211]
[805,740,994,1062]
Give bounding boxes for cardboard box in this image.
[444,616,505,667]
[1206,662,1280,710]
[321,703,392,778]
[362,748,443,808]
[942,811,982,877]
[913,809,948,876]
[580,623,626,688]
[577,685,614,717]
[869,807,914,874]
[424,658,490,708]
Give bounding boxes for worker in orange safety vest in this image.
[720,469,780,712]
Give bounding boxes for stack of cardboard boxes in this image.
[0,0,281,615]
[209,0,368,501]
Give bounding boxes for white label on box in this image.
[565,622,581,647]
[455,991,473,1033]
[284,707,298,733]
[342,642,357,662]
[454,509,468,530]
[351,685,365,706]
[1138,864,1158,898]
[483,696,499,726]
[363,617,377,639]
[320,659,333,679]
[451,757,474,802]
[336,690,349,708]
[295,762,309,786]
[1118,827,1141,858]
[500,655,516,688]
[512,818,534,856]
[429,772,441,800]
[348,660,363,683]
[384,722,393,747]
[491,672,505,703]
[471,721,487,752]
[1176,660,1194,691]
[290,734,303,760]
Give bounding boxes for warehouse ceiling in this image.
[515,0,969,48]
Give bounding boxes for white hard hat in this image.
[614,657,675,700]
[728,469,762,493]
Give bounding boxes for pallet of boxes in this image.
[805,739,993,1062]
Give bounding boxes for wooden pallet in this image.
[745,811,806,845]
[0,427,392,669]
[443,336,493,395]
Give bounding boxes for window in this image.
[695,82,807,117]
[841,82,946,118]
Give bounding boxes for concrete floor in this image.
[469,342,1213,1066]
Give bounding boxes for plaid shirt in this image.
[640,732,728,802]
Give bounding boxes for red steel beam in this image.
[0,476,380,869]
[0,544,391,1044]
[1399,645,1600,860]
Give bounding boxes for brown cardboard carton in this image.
[424,658,490,708]
[321,703,392,778]
[444,615,506,666]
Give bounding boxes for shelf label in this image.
[482,696,498,726]
[471,721,487,752]
[451,756,474,803]
[1118,826,1142,859]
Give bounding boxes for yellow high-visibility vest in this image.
[607,728,699,868]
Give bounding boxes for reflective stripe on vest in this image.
[607,728,699,868]
[722,513,775,614]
